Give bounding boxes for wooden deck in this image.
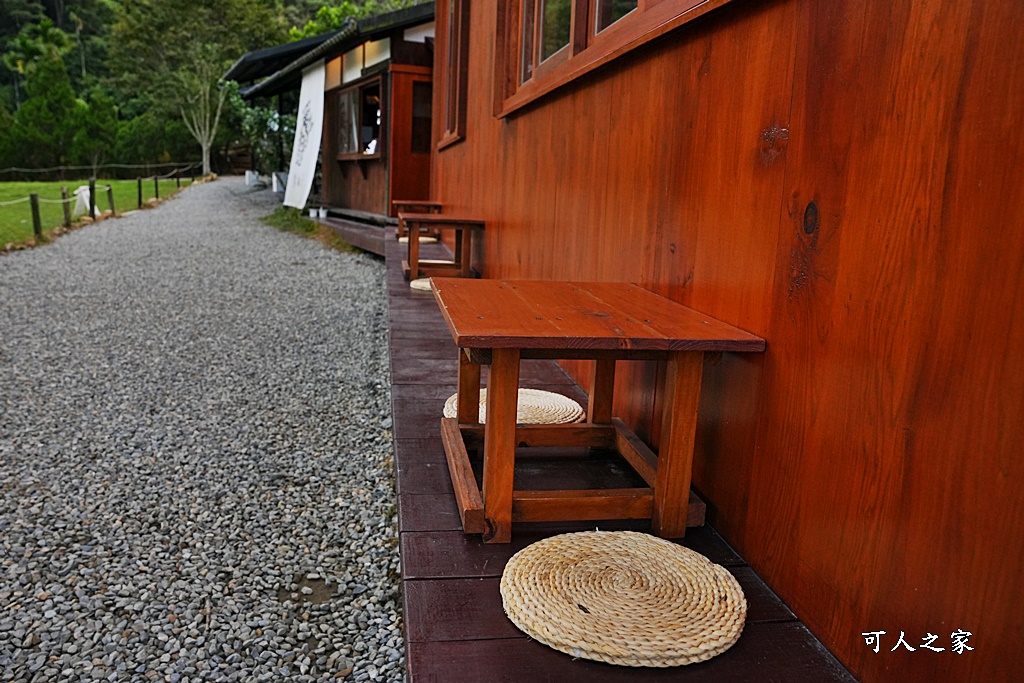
[381,231,856,681]
[317,215,387,256]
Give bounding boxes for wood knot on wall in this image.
[759,123,790,167]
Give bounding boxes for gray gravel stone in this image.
[0,178,403,681]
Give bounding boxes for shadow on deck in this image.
[379,231,856,682]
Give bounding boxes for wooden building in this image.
[427,1,1023,681]
[235,4,435,217]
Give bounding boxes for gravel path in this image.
[0,178,401,682]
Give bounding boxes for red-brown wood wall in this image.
[430,0,1024,680]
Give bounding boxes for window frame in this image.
[331,75,385,161]
[495,0,732,117]
[439,0,470,150]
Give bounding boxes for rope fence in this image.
[2,165,205,245]
[0,161,203,179]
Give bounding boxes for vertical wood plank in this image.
[652,351,703,537]
[482,347,520,543]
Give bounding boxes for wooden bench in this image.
[431,278,766,543]
[392,200,442,240]
[401,213,485,281]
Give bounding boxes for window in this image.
[440,0,470,148]
[411,81,433,154]
[335,78,383,159]
[520,0,574,83]
[497,0,721,116]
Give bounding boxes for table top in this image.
[431,278,766,352]
[392,199,443,207]
[398,212,486,226]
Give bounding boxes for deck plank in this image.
[406,621,853,682]
[404,567,796,645]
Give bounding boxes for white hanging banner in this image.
[284,60,326,209]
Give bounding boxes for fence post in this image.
[137,177,143,209]
[61,186,71,227]
[107,185,116,216]
[30,193,42,239]
[154,176,159,200]
[88,178,96,220]
[176,170,181,189]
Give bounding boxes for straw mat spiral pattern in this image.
[443,388,585,424]
[500,531,747,667]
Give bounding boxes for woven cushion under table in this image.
[443,388,585,424]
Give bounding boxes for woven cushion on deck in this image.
[500,531,747,667]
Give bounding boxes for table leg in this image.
[587,359,616,424]
[459,227,473,278]
[652,351,704,538]
[397,215,406,240]
[453,227,463,267]
[482,347,520,543]
[408,222,420,280]
[457,349,481,423]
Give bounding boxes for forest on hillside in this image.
[0,1,423,177]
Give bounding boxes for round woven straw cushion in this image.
[409,277,432,291]
[500,531,747,667]
[443,388,584,424]
[398,235,438,244]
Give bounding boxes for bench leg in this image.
[457,349,481,423]
[408,224,420,280]
[652,351,704,538]
[482,348,520,543]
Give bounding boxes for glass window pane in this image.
[520,0,536,83]
[361,83,381,155]
[596,0,637,33]
[540,0,571,62]
[412,81,433,154]
[337,89,359,155]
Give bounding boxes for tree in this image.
[7,55,83,168]
[109,0,287,174]
[227,85,296,174]
[71,90,116,170]
[288,1,420,40]
[2,19,72,110]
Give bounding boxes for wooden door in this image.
[388,64,433,215]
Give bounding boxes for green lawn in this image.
[0,178,194,246]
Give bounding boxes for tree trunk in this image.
[202,145,212,176]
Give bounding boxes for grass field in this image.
[0,178,194,246]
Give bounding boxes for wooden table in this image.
[401,213,485,281]
[431,278,766,543]
[392,200,442,239]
